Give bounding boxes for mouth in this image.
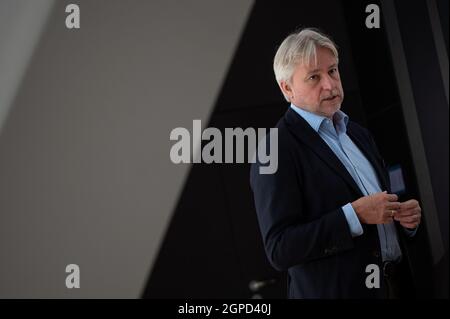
[323,95,340,102]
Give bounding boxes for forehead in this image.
[298,46,338,72]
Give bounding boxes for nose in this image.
[321,74,334,91]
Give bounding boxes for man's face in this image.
[281,46,344,118]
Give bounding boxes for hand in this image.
[351,191,401,224]
[394,199,421,229]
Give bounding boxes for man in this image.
[250,28,422,298]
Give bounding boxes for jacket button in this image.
[372,251,380,258]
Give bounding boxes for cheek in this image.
[295,85,322,104]
[314,89,323,101]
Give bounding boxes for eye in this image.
[329,68,338,75]
[308,74,318,81]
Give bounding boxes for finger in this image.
[397,207,421,217]
[383,210,396,221]
[400,199,419,210]
[395,214,420,223]
[401,222,419,229]
[397,213,420,221]
[395,209,415,217]
[386,202,401,210]
[399,207,422,215]
[385,193,399,202]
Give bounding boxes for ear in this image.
[280,80,293,100]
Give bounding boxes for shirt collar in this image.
[290,104,349,134]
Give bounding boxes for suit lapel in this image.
[284,108,363,197]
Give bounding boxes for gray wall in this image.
[0,0,54,134]
[0,0,253,298]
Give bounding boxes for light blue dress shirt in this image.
[290,104,402,262]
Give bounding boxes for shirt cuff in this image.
[403,225,418,237]
[342,203,364,237]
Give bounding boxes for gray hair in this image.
[273,28,339,102]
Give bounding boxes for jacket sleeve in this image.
[250,133,355,271]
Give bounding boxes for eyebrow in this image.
[306,68,320,76]
[306,63,338,76]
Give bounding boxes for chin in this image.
[319,104,341,119]
[325,102,341,111]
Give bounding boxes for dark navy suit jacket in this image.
[250,108,412,298]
